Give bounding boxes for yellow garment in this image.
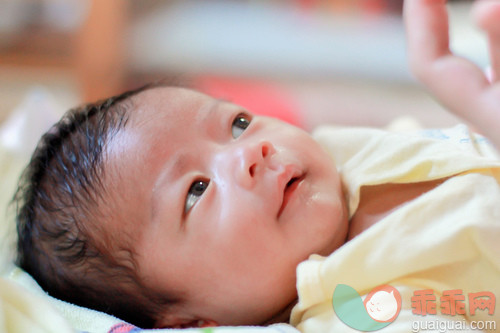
[291,125,500,332]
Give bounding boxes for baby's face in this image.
[105,87,348,327]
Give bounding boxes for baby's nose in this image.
[234,140,276,189]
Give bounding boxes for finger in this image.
[473,0,500,82]
[404,0,500,150]
[404,0,451,78]
[473,0,500,35]
[418,57,487,116]
[421,59,500,150]
[404,0,488,109]
[477,86,500,149]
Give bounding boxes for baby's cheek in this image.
[310,193,348,255]
[215,212,270,257]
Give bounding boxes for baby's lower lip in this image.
[277,175,304,218]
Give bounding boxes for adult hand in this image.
[404,0,500,149]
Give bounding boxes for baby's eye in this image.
[231,113,251,139]
[185,180,209,213]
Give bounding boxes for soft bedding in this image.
[2,267,300,333]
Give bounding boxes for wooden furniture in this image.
[75,0,128,102]
[0,0,128,103]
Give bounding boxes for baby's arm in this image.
[404,0,500,149]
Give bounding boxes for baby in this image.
[13,0,500,330]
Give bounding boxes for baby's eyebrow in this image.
[199,98,223,125]
[168,152,190,184]
[150,151,189,221]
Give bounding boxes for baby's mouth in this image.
[278,174,304,218]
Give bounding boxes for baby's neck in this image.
[260,298,297,325]
[348,179,446,240]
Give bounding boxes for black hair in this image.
[14,83,179,328]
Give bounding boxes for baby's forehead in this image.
[127,87,241,136]
[131,87,214,116]
[104,85,223,196]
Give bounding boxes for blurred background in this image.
[0,0,488,131]
[0,0,490,266]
